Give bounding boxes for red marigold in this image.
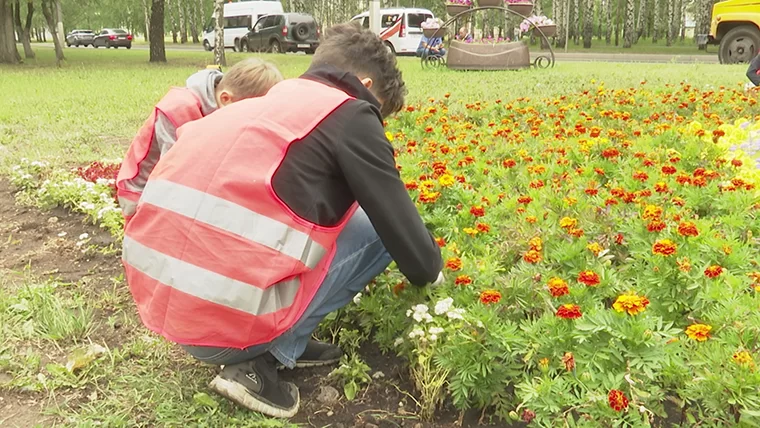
[479,289,502,305]
[446,257,463,271]
[556,304,583,319]
[704,265,724,278]
[732,159,743,167]
[435,237,446,247]
[470,206,486,217]
[523,249,542,264]
[608,389,629,412]
[568,228,585,237]
[662,165,677,175]
[476,223,491,233]
[405,181,418,190]
[577,270,600,287]
[677,221,699,237]
[633,171,649,182]
[615,233,625,245]
[455,275,472,286]
[652,239,677,256]
[502,158,517,168]
[547,277,570,297]
[601,147,621,159]
[518,195,533,205]
[530,179,545,189]
[654,182,669,193]
[585,187,599,196]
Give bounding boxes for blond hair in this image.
[217,58,284,100]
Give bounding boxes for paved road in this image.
[44,42,721,64]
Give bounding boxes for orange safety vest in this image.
[116,87,204,224]
[122,78,357,349]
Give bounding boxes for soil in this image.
[0,179,515,428]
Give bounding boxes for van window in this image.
[224,15,251,29]
[407,13,433,28]
[381,14,401,28]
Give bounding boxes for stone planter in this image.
[533,24,557,37]
[446,40,531,70]
[478,0,503,6]
[446,4,472,16]
[507,2,534,16]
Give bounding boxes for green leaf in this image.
[193,392,219,409]
[344,381,358,401]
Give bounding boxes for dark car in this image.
[93,29,133,49]
[66,30,95,47]
[240,13,320,54]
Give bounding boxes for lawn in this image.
[1,48,760,427]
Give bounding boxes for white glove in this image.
[431,271,445,287]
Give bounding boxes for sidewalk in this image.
[530,51,719,64]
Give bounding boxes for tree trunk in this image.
[54,0,63,49]
[652,0,660,43]
[142,0,150,42]
[605,0,612,44]
[213,0,225,66]
[41,0,63,64]
[623,0,634,47]
[12,0,21,41]
[582,0,593,48]
[555,0,566,48]
[189,0,199,43]
[21,0,33,58]
[635,0,646,42]
[696,0,710,49]
[572,0,580,44]
[665,0,674,46]
[0,0,21,63]
[614,0,621,46]
[150,0,166,62]
[679,0,685,41]
[178,0,187,43]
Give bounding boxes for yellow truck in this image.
[705,0,760,64]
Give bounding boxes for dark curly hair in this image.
[312,22,407,118]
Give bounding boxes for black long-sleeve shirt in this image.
[748,54,760,86]
[270,65,442,286]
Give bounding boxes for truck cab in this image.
[706,0,760,64]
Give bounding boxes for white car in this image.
[202,0,285,51]
[350,8,435,55]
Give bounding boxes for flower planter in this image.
[533,24,557,37]
[423,28,443,38]
[446,40,531,70]
[507,2,534,16]
[446,4,472,16]
[478,0,503,6]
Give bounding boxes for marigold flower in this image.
[615,233,625,245]
[405,181,418,190]
[562,352,575,371]
[704,265,723,278]
[463,227,478,237]
[685,323,712,341]
[419,191,441,204]
[723,245,732,255]
[577,270,600,286]
[568,228,585,237]
[654,181,669,193]
[470,205,485,217]
[677,257,692,273]
[564,196,578,206]
[652,239,677,256]
[601,147,621,158]
[526,216,537,224]
[586,242,603,256]
[517,195,533,205]
[662,165,677,175]
[677,221,699,237]
[528,236,542,252]
[435,237,446,247]
[476,223,490,233]
[559,217,578,229]
[733,351,755,368]
[455,275,472,286]
[445,257,463,271]
[642,204,663,220]
[647,221,666,232]
[530,179,545,189]
[556,304,583,319]
[608,389,629,412]
[479,289,502,305]
[547,277,570,297]
[523,250,542,264]
[502,158,517,168]
[633,171,649,182]
[438,174,455,187]
[392,282,406,296]
[613,292,650,315]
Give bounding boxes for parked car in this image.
[93,29,133,49]
[202,0,284,52]
[240,13,320,54]
[350,8,435,55]
[66,30,95,47]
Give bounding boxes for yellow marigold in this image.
[733,351,755,369]
[677,257,692,273]
[564,196,578,206]
[421,180,435,190]
[463,227,479,237]
[559,217,578,230]
[652,239,677,256]
[438,174,455,187]
[612,292,650,316]
[523,249,543,264]
[586,242,604,257]
[642,204,663,220]
[385,131,394,142]
[528,236,543,251]
[685,324,712,342]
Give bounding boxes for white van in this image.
[350,8,435,55]
[202,0,284,51]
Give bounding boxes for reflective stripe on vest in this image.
[135,178,327,269]
[123,236,300,315]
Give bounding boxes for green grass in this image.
[0,46,755,426]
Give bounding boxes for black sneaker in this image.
[278,340,343,370]
[209,353,300,418]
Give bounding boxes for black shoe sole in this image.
[209,376,300,418]
[277,357,341,371]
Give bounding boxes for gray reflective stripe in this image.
[140,179,327,269]
[119,197,137,217]
[123,236,299,316]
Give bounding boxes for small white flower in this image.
[434,297,454,315]
[429,326,444,335]
[96,178,109,186]
[447,308,466,320]
[79,202,95,211]
[412,312,426,323]
[406,309,412,317]
[476,320,484,328]
[429,334,438,342]
[412,304,429,314]
[352,293,362,304]
[79,233,89,240]
[57,232,67,237]
[393,337,404,347]
[639,406,647,413]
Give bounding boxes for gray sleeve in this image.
[154,112,178,156]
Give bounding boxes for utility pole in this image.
[369,0,380,33]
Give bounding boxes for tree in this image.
[142,0,150,42]
[635,0,647,42]
[623,0,634,47]
[572,0,580,44]
[582,0,593,48]
[14,0,34,58]
[213,0,225,66]
[0,0,21,63]
[604,0,612,44]
[178,0,187,43]
[652,0,661,43]
[41,0,64,64]
[665,0,674,46]
[149,0,166,62]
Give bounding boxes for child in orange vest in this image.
[116,58,283,223]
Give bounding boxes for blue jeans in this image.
[416,47,446,58]
[182,208,392,369]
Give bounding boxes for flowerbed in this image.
[7,82,760,425]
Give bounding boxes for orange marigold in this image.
[733,351,755,369]
[685,323,712,341]
[419,191,441,204]
[677,257,692,273]
[654,181,669,193]
[608,389,629,412]
[547,277,570,297]
[586,242,604,256]
[528,236,543,252]
[577,270,601,287]
[445,257,463,271]
[523,250,543,264]
[562,352,575,371]
[518,195,533,205]
[556,304,583,319]
[677,221,699,237]
[652,239,677,256]
[647,221,667,232]
[470,205,486,217]
[435,237,446,247]
[612,292,651,315]
[455,275,472,286]
[559,217,578,229]
[476,223,491,233]
[568,228,585,237]
[704,265,723,278]
[633,171,649,182]
[642,204,663,220]
[479,289,502,305]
